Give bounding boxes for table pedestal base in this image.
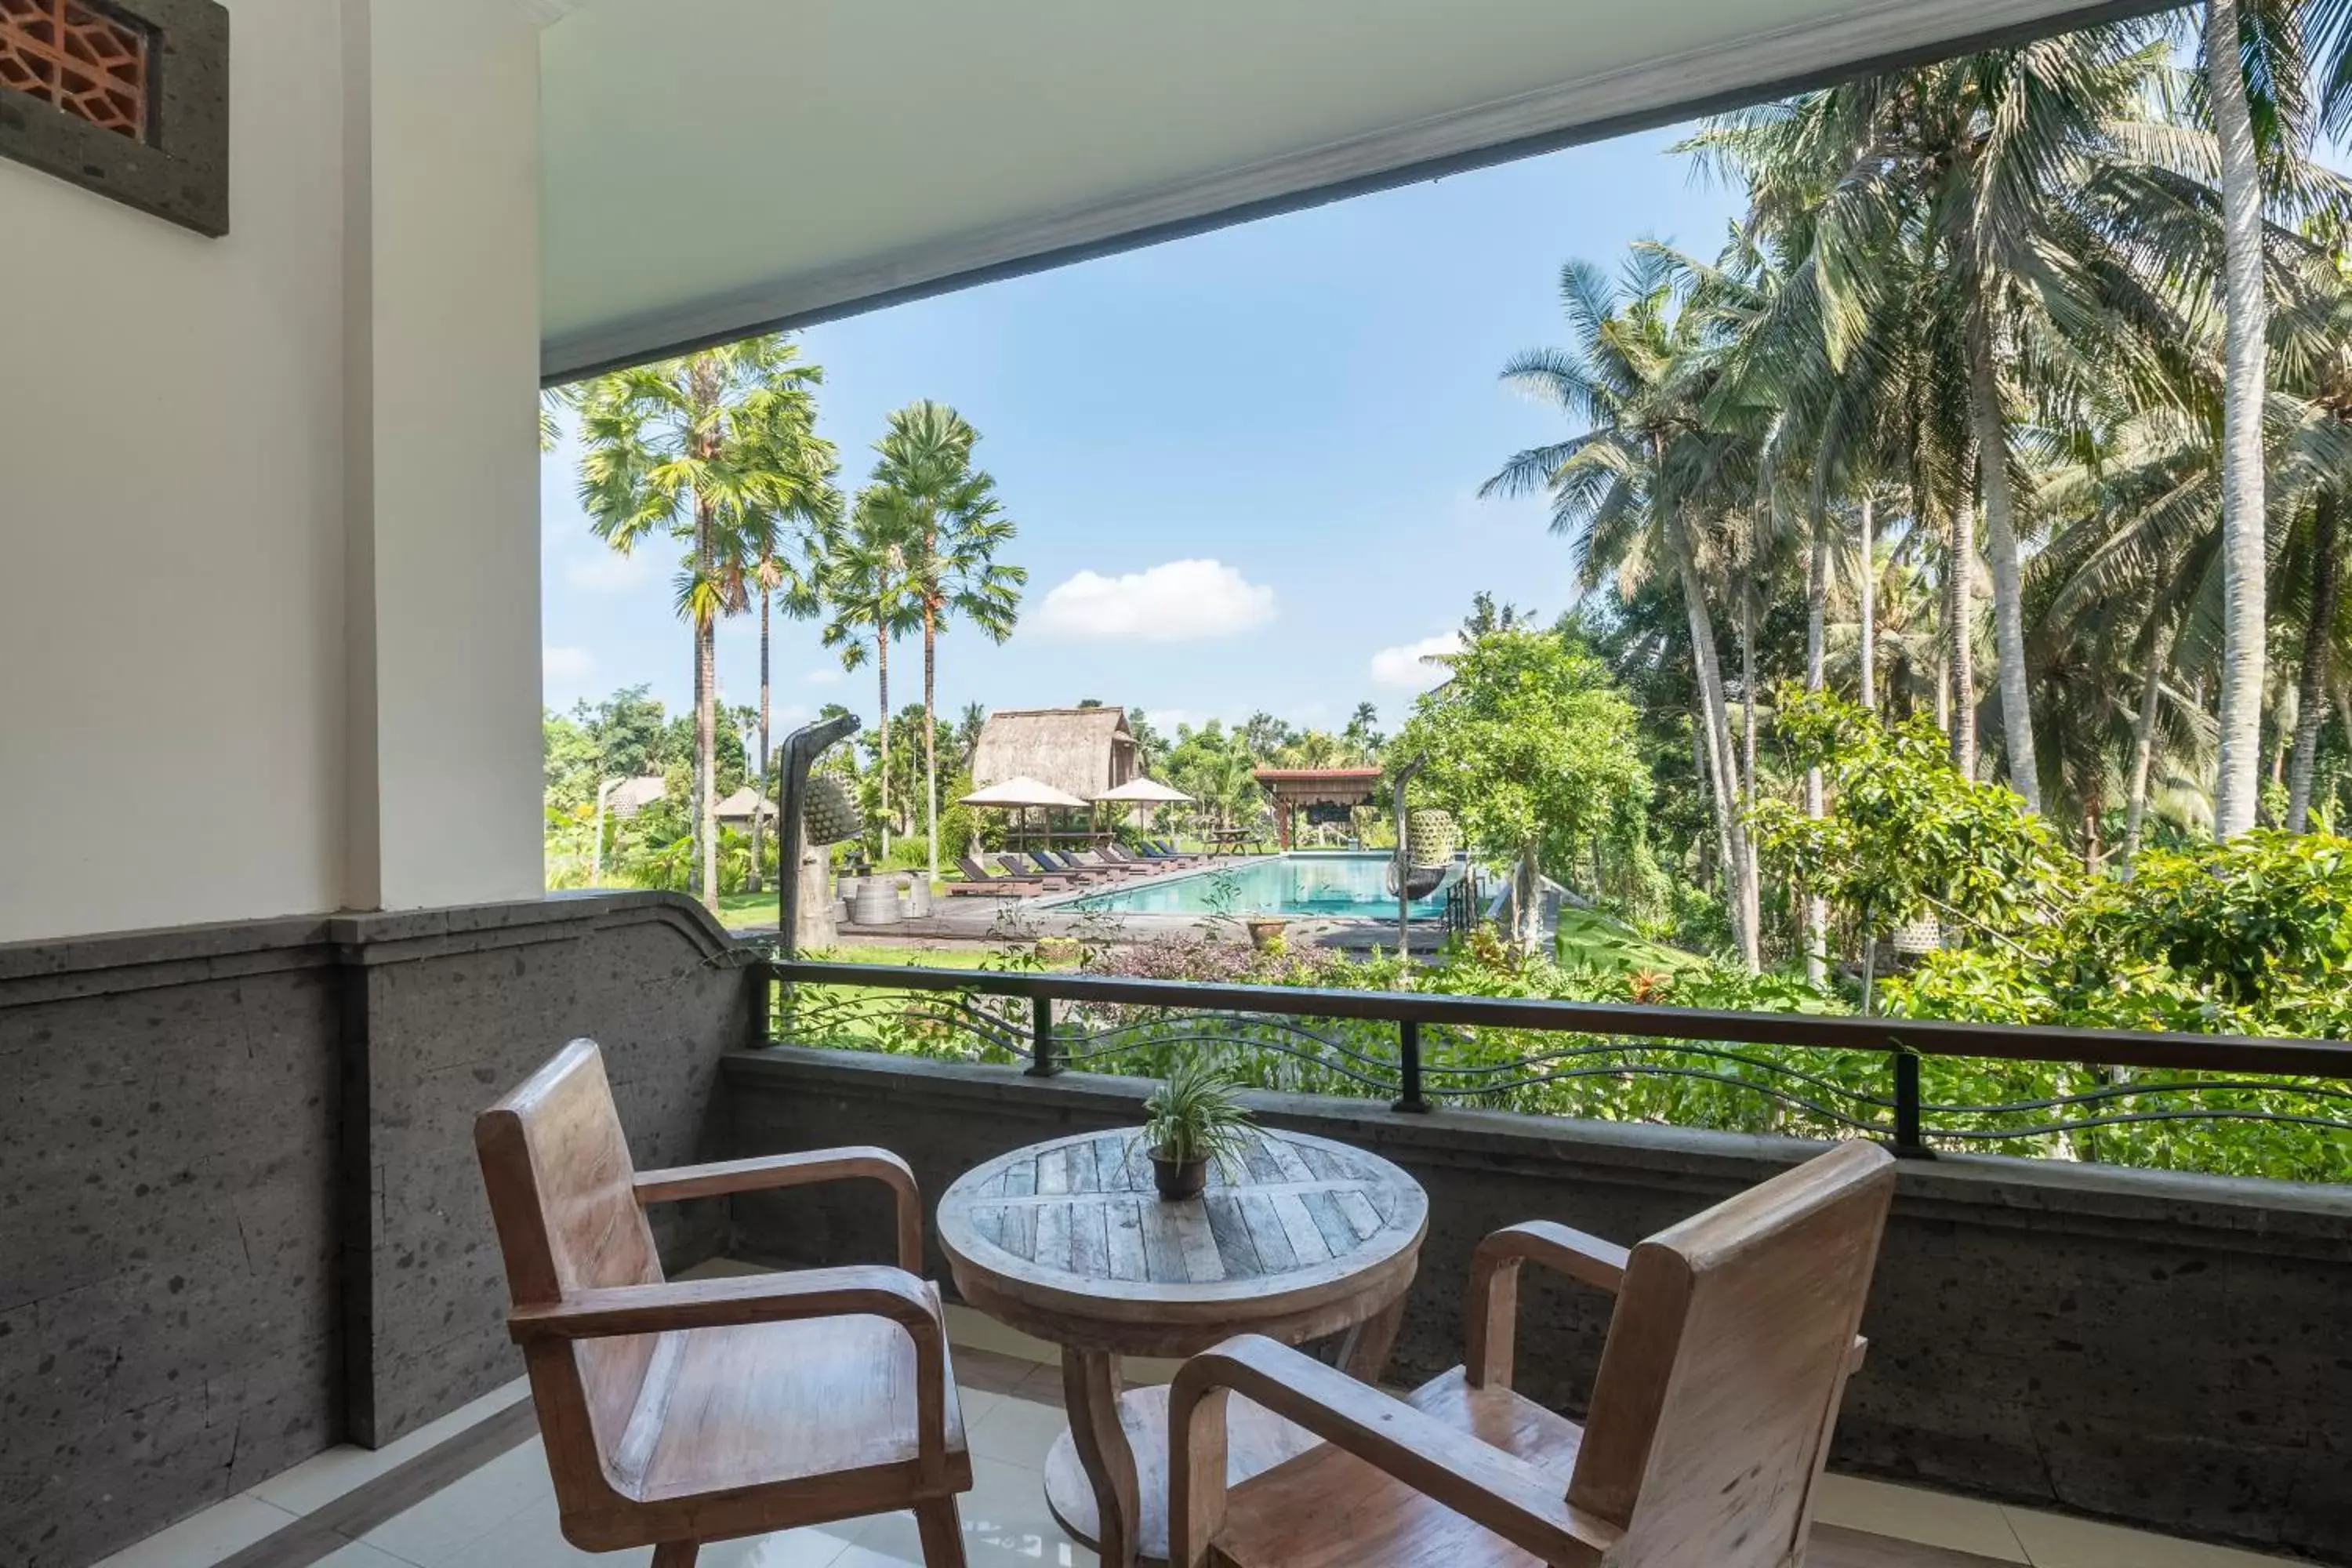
[1042,1381,1318,1567]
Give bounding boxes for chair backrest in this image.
[957,855,998,882]
[1026,851,1065,871]
[476,1041,664,1494]
[1568,1142,1894,1568]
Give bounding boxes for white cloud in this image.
[1034,560,1276,643]
[564,550,652,593]
[543,645,596,683]
[804,666,844,686]
[1369,633,1462,691]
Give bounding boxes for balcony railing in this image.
[754,959,2352,1178]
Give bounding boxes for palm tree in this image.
[864,402,1026,882]
[2281,488,2340,829]
[1482,252,1762,968]
[1694,24,2230,813]
[717,386,838,894]
[820,488,924,857]
[2287,252,2352,826]
[539,383,578,453]
[2204,0,2276,837]
[576,335,828,909]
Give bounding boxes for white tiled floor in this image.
[93,1494,311,1568]
[96,1299,2300,1568]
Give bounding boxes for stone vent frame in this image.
[0,0,225,235]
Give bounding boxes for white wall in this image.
[0,0,545,943]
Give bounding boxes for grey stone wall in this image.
[0,893,758,1568]
[721,1047,2352,1562]
[0,920,340,1568]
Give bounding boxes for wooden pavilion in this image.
[1252,765,1384,850]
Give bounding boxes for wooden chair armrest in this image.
[508,1266,952,1482]
[1466,1221,1629,1391]
[1168,1334,1616,1568]
[634,1147,922,1272]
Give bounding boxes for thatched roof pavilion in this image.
[1253,765,1383,850]
[971,707,1138,802]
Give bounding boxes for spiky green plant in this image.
[1140,1058,1257,1169]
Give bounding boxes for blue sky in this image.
[539,122,1748,741]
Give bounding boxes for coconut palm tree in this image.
[1482,251,1763,968]
[715,386,838,894]
[1692,22,2238,812]
[2125,0,2352,834]
[2275,167,2352,830]
[864,402,1026,883]
[2281,487,2343,829]
[2202,0,2277,837]
[576,335,828,909]
[820,488,924,857]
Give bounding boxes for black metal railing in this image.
[1443,869,1481,936]
[755,959,2352,1178]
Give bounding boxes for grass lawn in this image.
[715,889,782,929]
[804,943,1009,970]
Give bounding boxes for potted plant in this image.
[1139,1058,1255,1200]
[1244,915,1288,953]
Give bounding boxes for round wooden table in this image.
[937,1125,1428,1568]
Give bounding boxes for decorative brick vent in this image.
[0,0,223,234]
[0,0,151,142]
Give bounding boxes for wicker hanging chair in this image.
[1385,861,1449,900]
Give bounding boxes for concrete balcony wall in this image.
[721,1047,2352,1563]
[0,893,757,1568]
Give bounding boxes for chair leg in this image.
[915,1497,968,1568]
[652,1543,699,1568]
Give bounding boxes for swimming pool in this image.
[1051,852,1449,919]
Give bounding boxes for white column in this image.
[343,0,546,909]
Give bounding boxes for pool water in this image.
[1052,852,1449,919]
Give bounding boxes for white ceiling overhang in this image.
[539,0,2158,381]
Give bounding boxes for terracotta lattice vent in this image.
[0,0,151,143]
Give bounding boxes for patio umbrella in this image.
[1093,775,1196,835]
[1091,777,1194,804]
[958,776,1089,849]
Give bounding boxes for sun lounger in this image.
[1029,850,1120,883]
[949,855,1041,896]
[1065,849,1149,879]
[1102,843,1189,872]
[1002,853,1080,890]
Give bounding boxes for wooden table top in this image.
[937,1126,1427,1345]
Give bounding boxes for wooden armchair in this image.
[474,1040,972,1567]
[1169,1141,1895,1568]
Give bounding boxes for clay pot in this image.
[1150,1153,1208,1200]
